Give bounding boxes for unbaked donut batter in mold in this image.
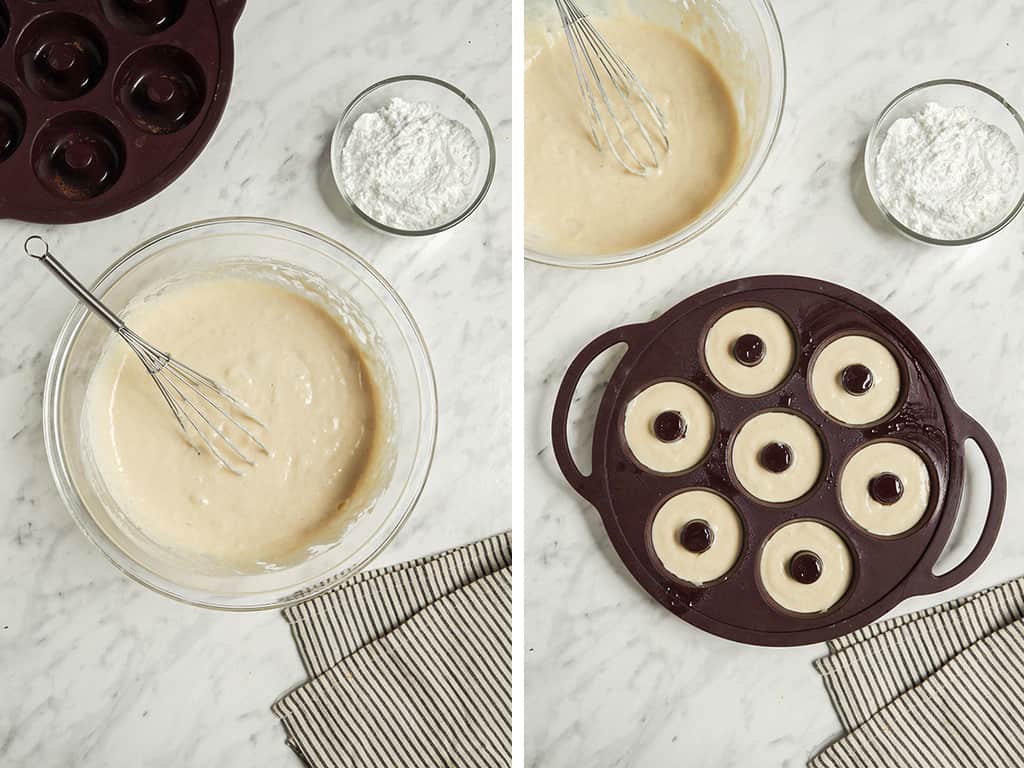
[623,381,714,473]
[760,520,853,614]
[810,335,901,425]
[731,411,823,503]
[86,277,383,567]
[650,489,743,585]
[704,306,796,395]
[525,13,740,257]
[841,441,931,536]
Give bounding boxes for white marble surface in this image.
[0,1,514,766]
[526,1,1024,765]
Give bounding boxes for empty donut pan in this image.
[0,0,243,222]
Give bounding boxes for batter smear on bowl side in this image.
[525,13,741,257]
[85,277,384,567]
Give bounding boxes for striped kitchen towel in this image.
[810,576,1024,768]
[273,531,512,768]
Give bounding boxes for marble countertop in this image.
[526,1,1024,765]
[0,1,514,765]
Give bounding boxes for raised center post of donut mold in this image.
[680,519,714,554]
[732,333,766,366]
[840,363,873,395]
[869,472,904,505]
[758,441,793,473]
[653,410,687,442]
[788,551,823,584]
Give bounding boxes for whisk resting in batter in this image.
[553,0,669,175]
[26,236,268,475]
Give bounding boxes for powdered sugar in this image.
[874,102,1019,240]
[341,97,480,231]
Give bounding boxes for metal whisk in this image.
[554,0,669,175]
[26,236,268,475]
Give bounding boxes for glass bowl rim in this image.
[330,74,498,237]
[863,77,1024,246]
[41,215,439,611]
[523,0,787,269]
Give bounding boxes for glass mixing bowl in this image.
[330,75,497,236]
[524,0,786,268]
[42,217,437,610]
[864,79,1024,246]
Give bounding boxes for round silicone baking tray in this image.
[0,0,245,224]
[552,276,1006,647]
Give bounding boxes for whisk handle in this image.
[25,236,125,332]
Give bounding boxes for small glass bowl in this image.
[864,79,1024,246]
[330,75,497,236]
[42,217,438,610]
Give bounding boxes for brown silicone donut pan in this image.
[552,276,1007,647]
[0,0,245,224]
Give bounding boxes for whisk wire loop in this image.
[119,326,266,475]
[554,0,670,175]
[161,361,269,453]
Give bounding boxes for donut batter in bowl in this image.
[525,13,741,257]
[85,277,384,568]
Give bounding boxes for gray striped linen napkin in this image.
[810,576,1024,767]
[273,531,512,768]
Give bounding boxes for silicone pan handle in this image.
[908,411,1007,596]
[551,324,641,504]
[215,0,247,26]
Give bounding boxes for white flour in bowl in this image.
[874,102,1019,240]
[341,97,479,231]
